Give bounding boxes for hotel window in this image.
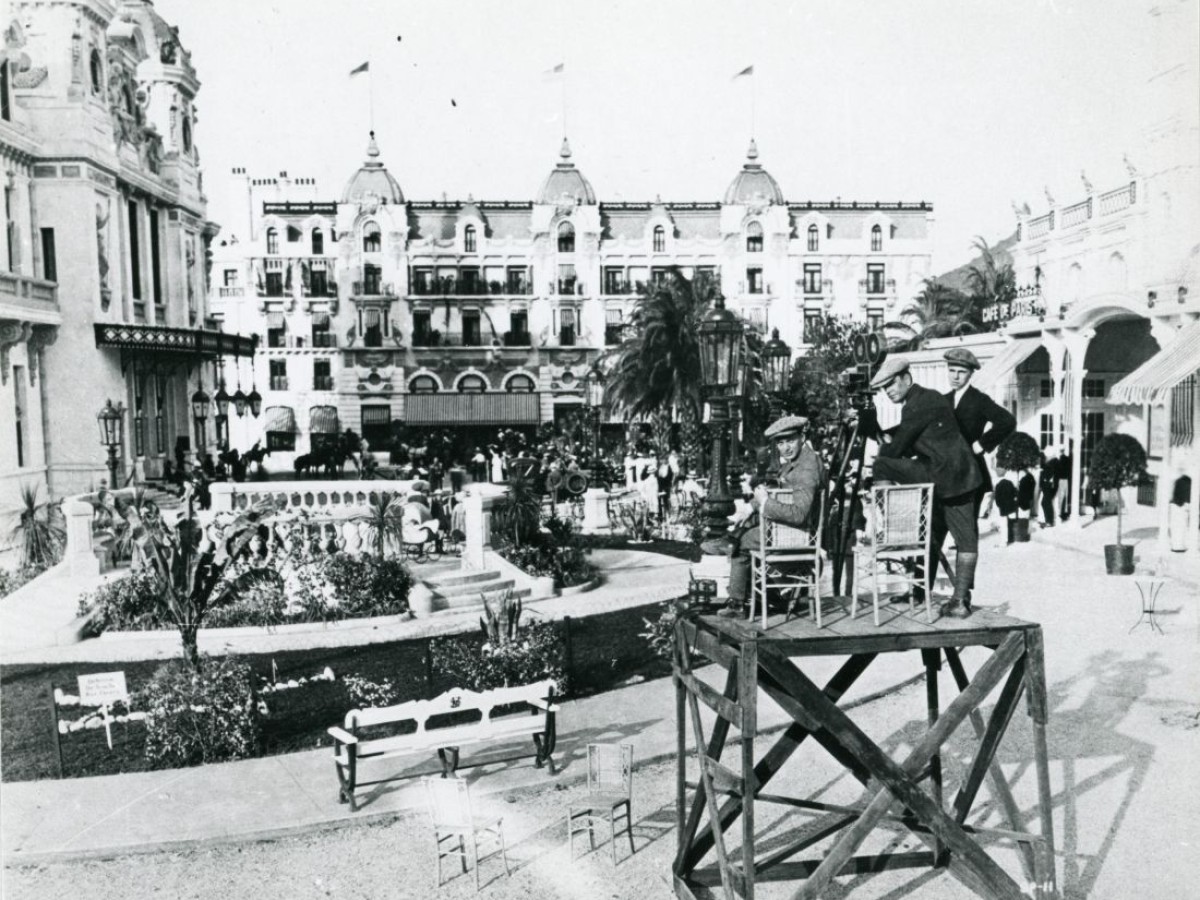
[558,263,577,295]
[362,307,383,347]
[309,268,327,296]
[559,308,576,346]
[413,311,433,345]
[460,267,482,294]
[462,311,482,347]
[40,228,57,282]
[507,374,536,393]
[605,308,625,345]
[803,263,822,294]
[13,365,25,467]
[557,221,575,253]
[265,271,283,296]
[311,228,324,255]
[604,267,626,295]
[746,267,763,294]
[464,224,477,253]
[653,225,665,252]
[506,266,529,294]
[1040,413,1054,449]
[313,359,333,391]
[269,359,287,390]
[803,311,823,344]
[1082,378,1105,399]
[458,374,486,393]
[267,315,286,347]
[807,224,819,252]
[90,49,103,94]
[867,263,885,294]
[650,266,670,287]
[1,61,9,122]
[871,224,883,252]
[746,221,763,253]
[1040,379,1053,399]
[149,209,163,307]
[287,225,302,243]
[361,404,392,448]
[181,117,192,155]
[362,223,381,253]
[509,311,529,343]
[409,374,438,394]
[695,266,718,287]
[265,227,278,254]
[362,263,381,294]
[412,267,434,295]
[128,200,142,300]
[867,311,884,331]
[311,313,333,347]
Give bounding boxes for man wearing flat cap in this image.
[944,348,1016,519]
[719,414,824,617]
[870,358,981,618]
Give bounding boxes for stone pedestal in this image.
[64,500,100,578]
[582,487,610,532]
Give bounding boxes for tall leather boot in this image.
[1005,520,1015,545]
[939,552,978,619]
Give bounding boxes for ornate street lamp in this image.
[584,364,605,463]
[214,382,231,418]
[191,384,210,451]
[247,385,263,418]
[697,294,743,545]
[762,327,793,416]
[96,399,125,488]
[232,388,248,418]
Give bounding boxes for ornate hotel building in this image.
[1,0,254,562]
[212,135,933,461]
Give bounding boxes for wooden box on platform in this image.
[671,602,1058,900]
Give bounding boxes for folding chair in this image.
[747,487,826,628]
[424,776,510,891]
[566,743,635,865]
[853,483,934,626]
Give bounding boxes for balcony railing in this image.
[412,331,489,348]
[352,281,395,297]
[1061,199,1092,229]
[559,328,577,347]
[310,332,338,348]
[410,279,532,297]
[1099,183,1136,216]
[1026,213,1054,239]
[858,279,887,296]
[313,376,335,391]
[218,286,244,298]
[269,376,289,391]
[603,280,633,295]
[503,331,532,347]
[555,280,583,295]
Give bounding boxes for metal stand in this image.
[672,609,1059,900]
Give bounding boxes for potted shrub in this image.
[1088,433,1147,575]
[994,432,1041,543]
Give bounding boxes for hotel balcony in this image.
[0,273,59,321]
[409,279,532,297]
[312,376,335,391]
[269,376,289,391]
[351,281,397,297]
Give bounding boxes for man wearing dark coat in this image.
[870,358,982,618]
[943,348,1016,519]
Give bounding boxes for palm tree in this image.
[493,472,542,549]
[8,482,65,570]
[964,235,1016,330]
[352,492,407,557]
[893,278,975,348]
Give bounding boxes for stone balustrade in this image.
[1099,183,1136,216]
[209,479,419,514]
[1060,199,1092,229]
[1026,213,1054,239]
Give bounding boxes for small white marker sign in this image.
[78,671,128,706]
[77,672,128,750]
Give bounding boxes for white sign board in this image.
[78,671,128,707]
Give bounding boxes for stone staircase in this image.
[421,567,532,612]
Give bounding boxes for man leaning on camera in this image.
[869,358,982,619]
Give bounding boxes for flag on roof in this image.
[542,62,565,80]
[732,65,754,79]
[349,61,369,77]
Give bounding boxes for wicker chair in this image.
[423,776,510,891]
[747,487,826,628]
[566,743,635,865]
[853,483,935,626]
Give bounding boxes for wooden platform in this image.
[672,603,1058,900]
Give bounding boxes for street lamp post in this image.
[96,399,125,489]
[584,365,605,465]
[191,385,210,454]
[762,327,793,419]
[697,295,744,544]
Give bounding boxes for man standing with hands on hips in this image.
[869,358,982,618]
[943,348,1016,522]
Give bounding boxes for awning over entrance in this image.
[95,323,258,362]
[1108,320,1200,406]
[406,392,540,426]
[972,337,1043,395]
[264,406,297,433]
[309,405,339,433]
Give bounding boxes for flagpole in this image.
[561,66,567,138]
[369,59,375,133]
[751,68,756,139]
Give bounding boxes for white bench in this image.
[327,680,560,811]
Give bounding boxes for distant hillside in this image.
[935,232,1018,294]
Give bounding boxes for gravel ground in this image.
[2,679,1044,900]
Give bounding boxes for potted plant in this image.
[994,432,1041,543]
[1087,433,1147,575]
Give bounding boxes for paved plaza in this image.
[2,517,1196,898]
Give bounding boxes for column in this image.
[1062,329,1092,524]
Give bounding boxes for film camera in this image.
[841,331,889,414]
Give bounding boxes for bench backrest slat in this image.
[343,679,557,733]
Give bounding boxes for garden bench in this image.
[327,680,560,811]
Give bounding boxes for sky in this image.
[156,0,1193,272]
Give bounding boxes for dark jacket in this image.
[877,383,982,499]
[761,445,824,530]
[946,385,1016,492]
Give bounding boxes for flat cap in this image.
[764,415,809,439]
[869,357,910,389]
[944,348,981,370]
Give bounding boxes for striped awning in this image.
[406,392,540,425]
[606,308,624,324]
[1108,320,1200,406]
[361,404,392,425]
[264,406,296,433]
[364,308,382,328]
[266,312,286,329]
[309,406,339,433]
[312,311,330,327]
[972,337,1043,395]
